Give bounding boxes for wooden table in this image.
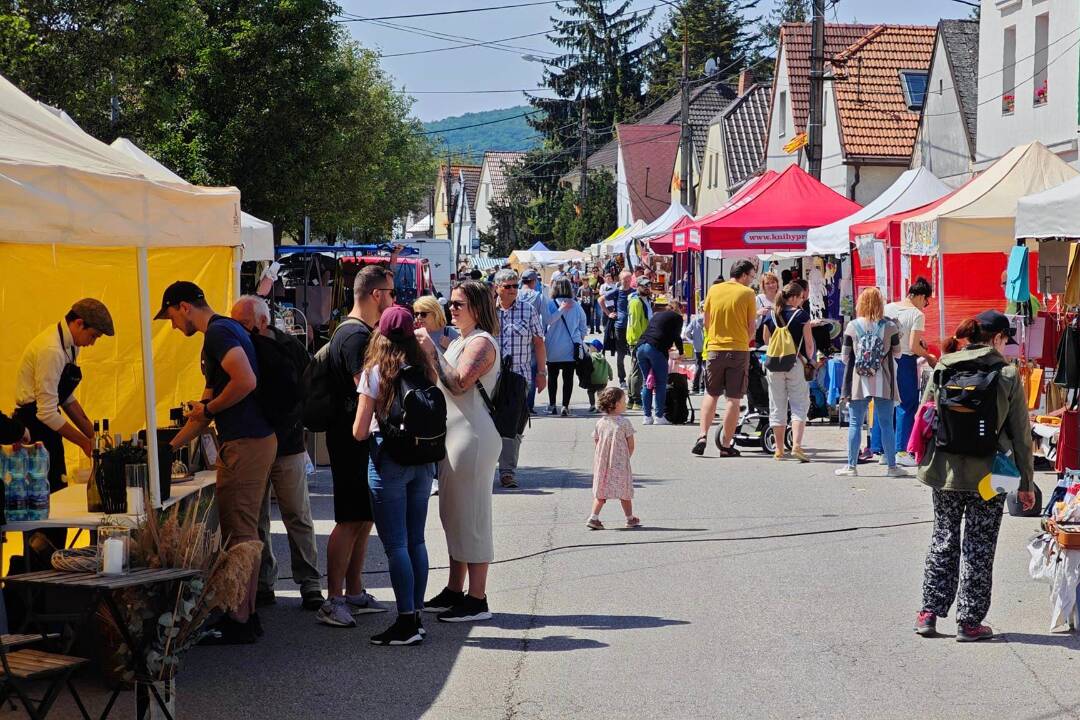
[2,472,217,533]
[5,568,202,720]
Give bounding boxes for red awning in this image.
[681,165,861,253]
[649,215,691,255]
[674,171,777,252]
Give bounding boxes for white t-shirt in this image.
[884,301,925,355]
[357,366,382,434]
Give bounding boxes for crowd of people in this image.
[0,253,1046,649]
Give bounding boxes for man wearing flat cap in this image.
[14,298,114,494]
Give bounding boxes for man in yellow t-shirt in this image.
[692,259,757,457]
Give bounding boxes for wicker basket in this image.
[51,548,98,573]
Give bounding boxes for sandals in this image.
[624,516,641,529]
[718,444,741,458]
[691,435,707,456]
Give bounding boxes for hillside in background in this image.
[422,105,540,163]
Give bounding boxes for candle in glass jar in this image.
[102,537,124,574]
[126,487,145,515]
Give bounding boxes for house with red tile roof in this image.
[433,163,482,257]
[765,23,935,204]
[475,151,526,236]
[614,123,681,226]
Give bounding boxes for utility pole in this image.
[444,150,455,275]
[579,98,588,205]
[807,0,826,180]
[678,18,691,208]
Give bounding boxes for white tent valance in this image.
[1016,173,1080,239]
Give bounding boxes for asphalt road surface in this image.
[11,385,1080,720]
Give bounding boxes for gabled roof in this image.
[778,22,876,134]
[719,83,772,191]
[438,164,482,218]
[617,124,681,224]
[479,151,526,205]
[829,24,936,159]
[938,19,979,154]
[575,82,737,179]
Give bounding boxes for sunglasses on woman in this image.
[449,300,467,310]
[414,311,430,319]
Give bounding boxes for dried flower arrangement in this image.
[98,493,262,682]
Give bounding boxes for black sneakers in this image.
[198,616,258,646]
[437,594,492,623]
[423,587,465,613]
[370,614,424,646]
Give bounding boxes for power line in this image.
[378,29,557,59]
[421,110,545,135]
[338,1,562,22]
[347,15,559,57]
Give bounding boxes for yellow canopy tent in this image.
[0,73,242,508]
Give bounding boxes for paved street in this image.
[19,385,1080,720]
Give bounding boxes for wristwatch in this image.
[202,402,216,421]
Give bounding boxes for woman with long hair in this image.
[544,277,589,416]
[914,311,1036,641]
[836,287,903,476]
[414,294,459,350]
[762,282,815,462]
[416,281,501,623]
[755,272,781,344]
[353,306,440,645]
[942,318,979,355]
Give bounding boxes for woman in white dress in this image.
[416,281,501,623]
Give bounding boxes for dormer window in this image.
[899,71,929,110]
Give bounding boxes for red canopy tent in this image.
[675,165,861,253]
[672,171,777,253]
[847,189,1039,345]
[647,215,690,255]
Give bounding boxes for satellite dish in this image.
[704,58,718,77]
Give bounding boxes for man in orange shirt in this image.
[692,260,757,457]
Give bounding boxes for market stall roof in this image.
[110,138,273,261]
[647,215,691,255]
[1015,172,1080,239]
[672,171,776,252]
[528,241,551,251]
[629,202,691,241]
[849,192,952,243]
[805,167,950,255]
[901,141,1078,255]
[602,221,645,254]
[508,249,586,267]
[0,73,240,247]
[681,165,861,252]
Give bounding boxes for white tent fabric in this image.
[602,221,645,254]
[628,203,691,242]
[407,214,433,235]
[110,138,273,261]
[806,168,950,255]
[509,249,586,267]
[0,74,240,247]
[901,142,1078,256]
[1016,173,1080,239]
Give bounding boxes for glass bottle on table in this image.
[101,419,114,451]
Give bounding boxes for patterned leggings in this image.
[921,489,1006,625]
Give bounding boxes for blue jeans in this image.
[894,354,919,453]
[847,398,896,467]
[368,437,435,614]
[636,342,669,419]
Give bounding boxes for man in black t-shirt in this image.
[318,265,396,628]
[231,296,324,612]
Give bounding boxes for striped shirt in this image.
[497,299,544,378]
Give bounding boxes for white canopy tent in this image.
[805,168,950,256]
[110,138,274,262]
[1015,173,1080,239]
[627,203,691,242]
[0,72,242,507]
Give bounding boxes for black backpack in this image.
[378,365,448,465]
[934,360,1004,457]
[301,318,366,432]
[664,372,694,425]
[248,331,304,435]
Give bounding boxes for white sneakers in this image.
[643,416,670,426]
[642,416,654,426]
[895,452,918,467]
[834,466,858,477]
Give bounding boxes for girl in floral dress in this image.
[588,387,640,530]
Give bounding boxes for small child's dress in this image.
[592,415,635,500]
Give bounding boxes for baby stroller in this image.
[720,349,793,453]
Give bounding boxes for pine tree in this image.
[760,0,810,48]
[644,0,763,106]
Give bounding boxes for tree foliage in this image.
[551,171,616,251]
[644,0,763,106]
[759,0,810,49]
[0,0,435,242]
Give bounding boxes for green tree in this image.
[551,171,616,250]
[644,0,763,106]
[759,0,810,48]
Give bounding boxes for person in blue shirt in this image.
[544,278,589,416]
[603,271,634,388]
[158,281,276,645]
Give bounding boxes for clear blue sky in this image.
[341,0,966,121]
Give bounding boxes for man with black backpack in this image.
[157,281,276,644]
[231,296,324,612]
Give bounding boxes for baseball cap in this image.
[521,269,539,281]
[653,294,669,306]
[635,276,651,288]
[69,298,115,336]
[975,310,1017,345]
[378,305,414,341]
[153,281,206,320]
[588,338,604,352]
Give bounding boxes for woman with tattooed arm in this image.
[416,281,501,623]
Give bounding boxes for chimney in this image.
[737,68,754,96]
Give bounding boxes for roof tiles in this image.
[481,151,526,205]
[721,84,772,191]
[617,123,681,224]
[938,19,979,152]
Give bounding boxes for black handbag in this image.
[559,314,593,388]
[477,357,530,439]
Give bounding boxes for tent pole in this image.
[137,247,162,509]
[936,250,946,342]
[233,246,243,302]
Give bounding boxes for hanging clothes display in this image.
[1055,317,1080,389]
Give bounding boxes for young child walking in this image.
[586,338,613,412]
[588,387,640,530]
